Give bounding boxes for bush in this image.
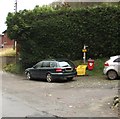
[6,4,120,68]
[3,63,23,74]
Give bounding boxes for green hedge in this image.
[6,5,120,68]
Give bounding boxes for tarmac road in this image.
[1,71,119,118]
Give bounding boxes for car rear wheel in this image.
[26,72,32,80]
[46,73,52,82]
[107,70,118,80]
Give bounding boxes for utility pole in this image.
[14,0,18,64]
[15,0,17,13]
[13,0,17,50]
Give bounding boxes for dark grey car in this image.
[25,59,77,82]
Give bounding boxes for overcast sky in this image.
[0,0,55,34]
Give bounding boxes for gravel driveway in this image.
[1,71,119,117]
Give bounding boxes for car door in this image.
[114,57,120,76]
[116,58,120,76]
[40,61,51,79]
[31,62,43,79]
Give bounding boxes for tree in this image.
[6,4,120,68]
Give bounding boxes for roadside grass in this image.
[3,63,23,74]
[73,58,108,77]
[86,58,107,77]
[1,48,17,73]
[0,48,16,56]
[3,57,108,77]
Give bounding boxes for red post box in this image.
[88,59,94,70]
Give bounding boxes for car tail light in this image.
[104,62,109,66]
[56,68,62,72]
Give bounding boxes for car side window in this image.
[50,62,56,67]
[34,62,42,69]
[114,58,120,62]
[42,62,50,67]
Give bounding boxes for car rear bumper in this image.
[51,72,77,80]
[103,68,107,75]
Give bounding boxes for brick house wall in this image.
[2,31,14,48]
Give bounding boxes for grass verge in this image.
[3,58,108,77]
[3,63,23,74]
[0,48,16,56]
[73,58,108,77]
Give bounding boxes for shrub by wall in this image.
[6,4,120,68]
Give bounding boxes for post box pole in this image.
[83,45,88,64]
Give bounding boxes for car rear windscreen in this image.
[58,61,71,67]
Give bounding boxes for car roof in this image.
[42,59,70,62]
[110,55,120,60]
